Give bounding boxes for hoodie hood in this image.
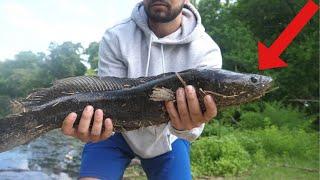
[131,2,205,45]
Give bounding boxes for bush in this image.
[239,127,319,160]
[257,102,310,130]
[202,120,234,137]
[191,135,251,176]
[216,102,312,131]
[192,126,319,177]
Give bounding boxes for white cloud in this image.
[3,2,41,29]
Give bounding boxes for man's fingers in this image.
[62,112,77,137]
[77,105,94,141]
[101,118,113,140]
[176,88,192,124]
[90,109,103,142]
[203,95,217,122]
[185,85,203,123]
[165,101,182,129]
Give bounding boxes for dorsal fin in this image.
[22,75,160,108]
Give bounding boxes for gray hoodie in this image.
[98,2,222,158]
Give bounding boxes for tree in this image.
[0,42,88,116]
[198,0,257,72]
[0,51,47,97]
[85,42,99,70]
[46,42,86,79]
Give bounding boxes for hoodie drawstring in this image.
[161,44,165,73]
[145,35,166,76]
[145,35,153,76]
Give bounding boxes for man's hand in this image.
[165,85,217,130]
[61,105,114,142]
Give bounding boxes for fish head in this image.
[195,69,273,106]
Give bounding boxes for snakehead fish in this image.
[0,68,272,153]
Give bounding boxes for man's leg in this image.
[140,139,192,180]
[79,133,135,180]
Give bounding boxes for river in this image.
[0,130,147,180]
[0,129,84,179]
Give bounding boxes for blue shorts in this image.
[79,133,191,180]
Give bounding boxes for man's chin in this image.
[148,12,170,22]
[150,8,168,16]
[149,16,172,23]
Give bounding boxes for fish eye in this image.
[250,77,258,83]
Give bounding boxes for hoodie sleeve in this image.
[98,31,127,78]
[168,36,222,142]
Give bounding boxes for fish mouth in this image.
[262,76,274,93]
[263,84,278,96]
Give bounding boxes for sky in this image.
[0,0,141,61]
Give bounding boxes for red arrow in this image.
[258,0,319,70]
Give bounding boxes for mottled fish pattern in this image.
[0,68,272,153]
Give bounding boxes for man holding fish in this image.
[62,0,221,179]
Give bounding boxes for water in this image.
[0,130,84,180]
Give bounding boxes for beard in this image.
[144,0,184,23]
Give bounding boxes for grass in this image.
[124,162,320,180]
[244,166,319,180]
[238,158,319,180]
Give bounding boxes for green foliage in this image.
[0,42,87,115]
[203,100,315,139]
[239,127,319,160]
[0,43,87,98]
[201,120,234,137]
[46,42,86,79]
[272,29,319,114]
[247,165,319,180]
[192,126,319,177]
[195,100,319,177]
[0,51,48,97]
[216,19,258,72]
[233,0,300,41]
[85,68,97,76]
[228,102,312,131]
[198,0,221,36]
[205,101,314,132]
[233,0,319,42]
[85,42,99,70]
[198,0,319,115]
[199,0,258,72]
[191,136,251,176]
